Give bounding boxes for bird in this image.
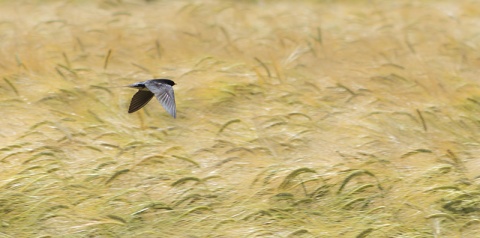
[127,79,176,118]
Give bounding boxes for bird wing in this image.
[128,90,154,113]
[145,81,176,118]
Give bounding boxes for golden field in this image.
[1,0,480,237]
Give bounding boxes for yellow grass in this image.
[1,0,480,237]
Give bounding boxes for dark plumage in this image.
[127,79,176,118]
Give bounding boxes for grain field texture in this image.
[1,0,480,237]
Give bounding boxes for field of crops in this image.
[1,0,480,237]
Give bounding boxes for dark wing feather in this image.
[145,81,176,118]
[128,90,154,113]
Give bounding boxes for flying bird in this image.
[127,79,176,118]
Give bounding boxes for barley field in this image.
[1,0,480,237]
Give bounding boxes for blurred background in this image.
[1,0,480,237]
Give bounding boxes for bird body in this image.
[128,79,176,118]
